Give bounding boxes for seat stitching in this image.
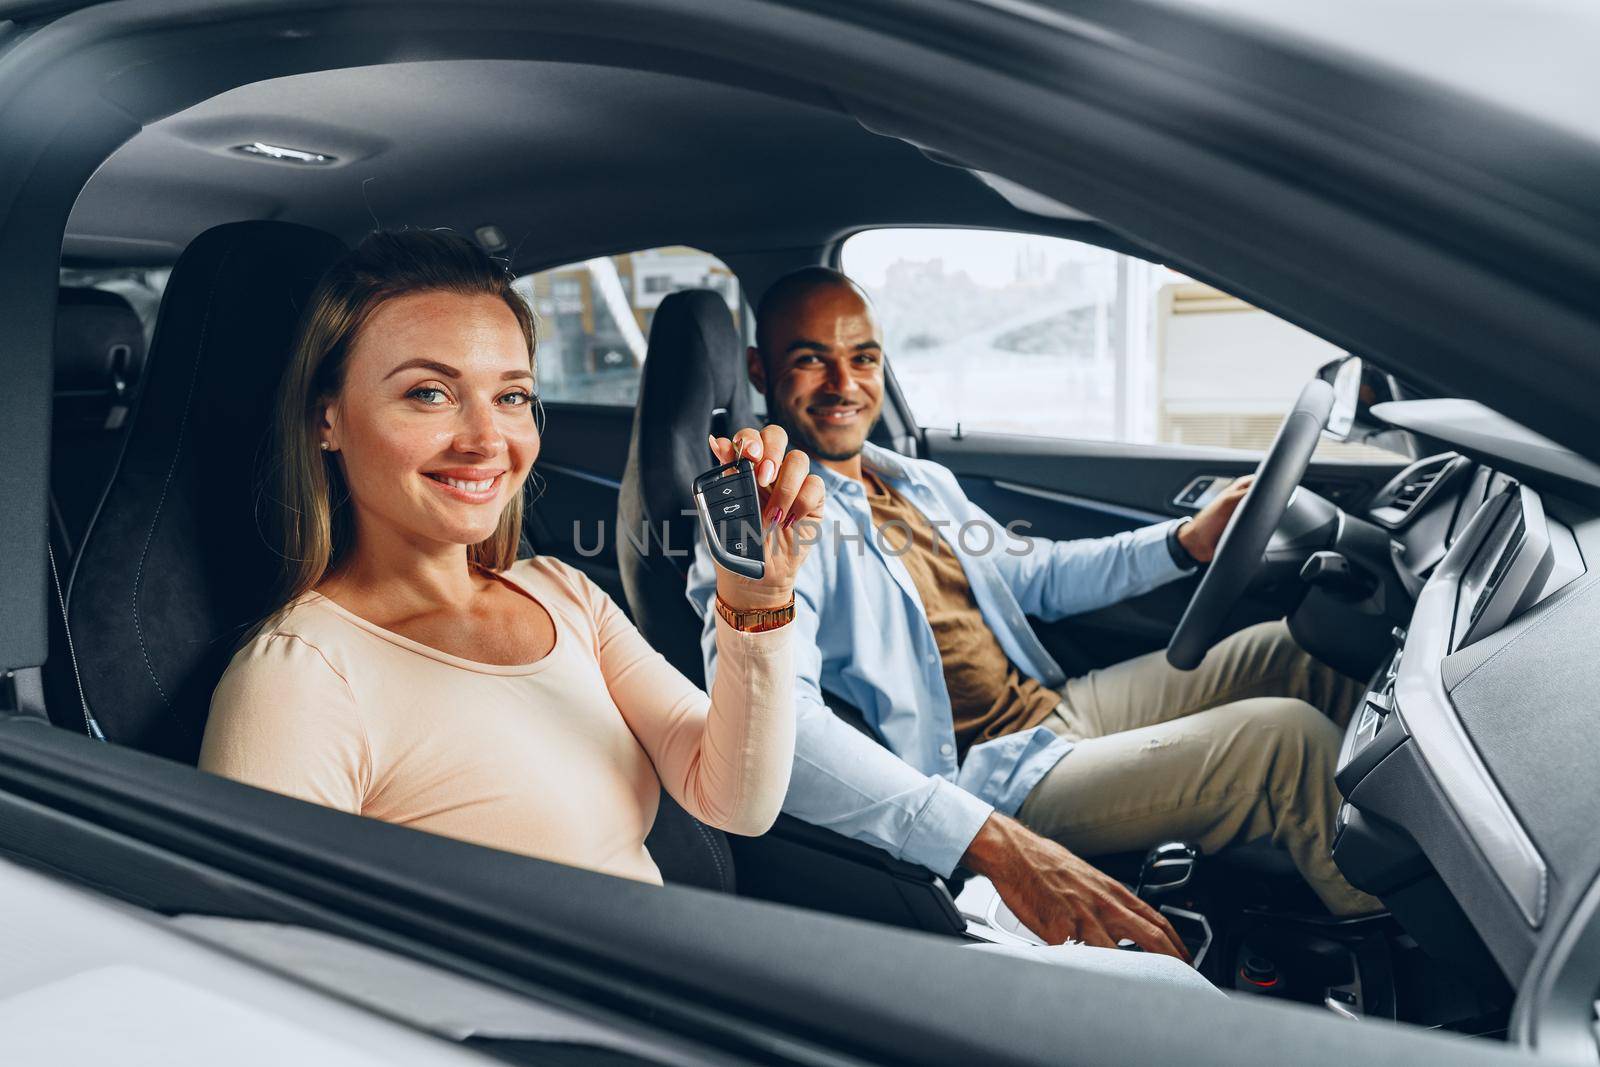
[691,817,730,892]
[132,240,236,728]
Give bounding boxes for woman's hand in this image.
[707,425,825,612]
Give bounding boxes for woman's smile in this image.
[423,467,506,504]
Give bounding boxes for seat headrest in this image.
[54,288,147,432]
[623,289,752,558]
[54,287,146,393]
[616,288,754,681]
[66,220,349,762]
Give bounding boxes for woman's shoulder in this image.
[220,597,358,694]
[203,599,369,787]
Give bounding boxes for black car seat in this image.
[58,221,347,759]
[616,288,755,684]
[52,220,733,892]
[49,287,148,558]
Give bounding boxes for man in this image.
[686,267,1379,957]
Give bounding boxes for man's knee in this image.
[1233,698,1341,792]
[1234,619,1301,661]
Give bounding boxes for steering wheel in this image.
[1166,379,1335,670]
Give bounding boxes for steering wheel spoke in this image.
[1166,380,1336,670]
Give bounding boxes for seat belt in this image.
[46,541,106,739]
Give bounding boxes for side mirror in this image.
[1316,355,1405,443]
[1324,356,1363,439]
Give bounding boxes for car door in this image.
[841,227,1411,671]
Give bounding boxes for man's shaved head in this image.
[754,267,874,359]
[748,266,886,468]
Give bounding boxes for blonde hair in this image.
[269,229,537,612]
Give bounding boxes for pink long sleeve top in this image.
[199,557,795,884]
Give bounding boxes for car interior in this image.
[6,4,1600,1064]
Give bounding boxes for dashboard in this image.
[1331,450,1599,983]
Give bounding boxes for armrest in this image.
[728,815,967,938]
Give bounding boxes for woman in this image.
[200,229,822,885]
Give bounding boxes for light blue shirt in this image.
[686,442,1187,877]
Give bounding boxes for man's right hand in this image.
[961,812,1190,961]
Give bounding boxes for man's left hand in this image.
[1177,475,1254,563]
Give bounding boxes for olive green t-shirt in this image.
[864,473,1060,758]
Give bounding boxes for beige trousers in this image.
[1016,621,1381,916]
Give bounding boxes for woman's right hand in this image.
[708,425,825,612]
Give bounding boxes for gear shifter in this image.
[1125,842,1211,966]
[1136,841,1198,902]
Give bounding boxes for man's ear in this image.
[746,345,768,396]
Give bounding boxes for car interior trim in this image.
[1391,491,1549,926]
[990,479,1170,525]
[1373,400,1600,496]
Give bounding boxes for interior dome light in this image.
[230,141,337,165]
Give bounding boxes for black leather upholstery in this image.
[617,289,753,685]
[644,792,736,894]
[64,221,349,762]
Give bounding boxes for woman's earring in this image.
[320,441,331,452]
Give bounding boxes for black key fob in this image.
[693,458,765,580]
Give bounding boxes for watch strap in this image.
[714,595,795,633]
[1167,517,1201,571]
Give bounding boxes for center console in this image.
[1330,478,1580,992]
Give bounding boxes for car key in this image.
[693,457,765,580]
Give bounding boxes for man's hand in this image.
[1177,475,1254,564]
[961,813,1189,960]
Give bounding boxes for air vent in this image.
[1370,454,1464,528]
[1390,469,1445,516]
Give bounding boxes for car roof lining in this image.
[63,58,1112,273]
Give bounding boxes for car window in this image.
[514,246,743,407]
[841,228,1401,459]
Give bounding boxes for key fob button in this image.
[726,531,764,560]
[715,495,759,520]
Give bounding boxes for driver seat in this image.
[616,288,755,684]
[49,220,735,892]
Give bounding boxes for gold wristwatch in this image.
[714,595,795,633]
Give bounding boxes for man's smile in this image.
[808,404,863,426]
